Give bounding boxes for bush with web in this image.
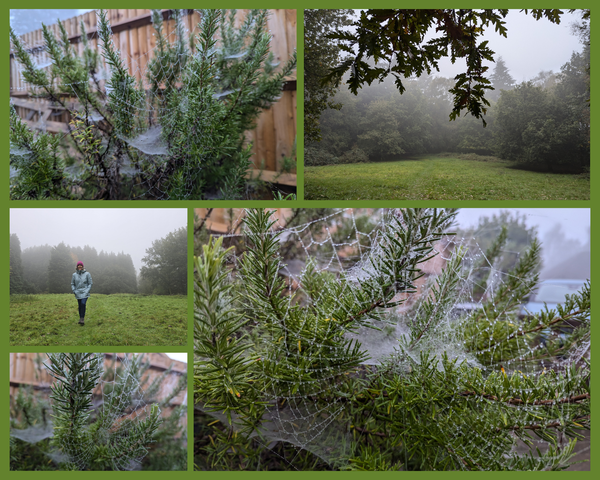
[194,208,590,470]
[10,353,187,471]
[9,9,296,200]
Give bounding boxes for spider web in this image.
[44,353,163,471]
[195,208,590,470]
[10,9,294,200]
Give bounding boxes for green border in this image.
[4,2,597,477]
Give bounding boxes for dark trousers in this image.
[77,297,88,318]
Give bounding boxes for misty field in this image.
[304,155,590,200]
[10,294,187,346]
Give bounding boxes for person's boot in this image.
[79,317,85,326]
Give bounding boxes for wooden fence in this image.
[10,352,187,410]
[10,9,297,185]
[194,207,293,234]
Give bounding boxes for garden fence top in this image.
[9,352,187,406]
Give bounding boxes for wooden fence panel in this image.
[10,352,187,407]
[194,208,294,234]
[10,9,296,182]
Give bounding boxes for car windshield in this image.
[531,282,584,304]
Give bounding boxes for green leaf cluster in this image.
[323,9,571,125]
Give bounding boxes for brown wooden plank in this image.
[129,10,144,81]
[272,99,288,170]
[269,10,287,65]
[262,107,276,171]
[248,169,296,186]
[252,111,266,169]
[23,118,69,133]
[10,57,15,93]
[67,17,76,38]
[291,89,297,134]
[129,14,140,80]
[112,15,121,53]
[286,9,297,56]
[119,10,132,76]
[83,10,94,32]
[146,12,157,94]
[75,18,84,59]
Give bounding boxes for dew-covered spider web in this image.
[10,9,295,200]
[10,353,179,471]
[47,353,166,471]
[195,208,591,470]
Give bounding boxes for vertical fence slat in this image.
[119,10,131,75]
[286,9,297,58]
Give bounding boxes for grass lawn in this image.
[10,294,187,346]
[304,155,590,200]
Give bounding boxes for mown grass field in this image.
[10,294,187,346]
[304,155,590,200]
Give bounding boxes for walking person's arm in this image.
[84,273,93,297]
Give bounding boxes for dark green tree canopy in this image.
[324,9,569,125]
[140,227,187,295]
[304,9,353,142]
[17,242,138,295]
[10,234,27,294]
[47,242,73,294]
[488,57,515,101]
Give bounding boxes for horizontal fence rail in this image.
[9,352,187,407]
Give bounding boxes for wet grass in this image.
[304,155,590,200]
[10,294,187,346]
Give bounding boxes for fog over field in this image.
[10,208,187,273]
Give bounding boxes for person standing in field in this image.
[72,261,93,326]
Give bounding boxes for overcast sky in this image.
[456,208,590,277]
[166,353,187,363]
[427,10,583,82]
[456,208,589,242]
[343,9,584,82]
[10,209,187,273]
[10,9,94,36]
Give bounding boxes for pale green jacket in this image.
[71,269,93,299]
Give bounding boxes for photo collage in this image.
[7,7,592,473]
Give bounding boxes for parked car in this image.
[521,279,587,316]
[520,279,587,344]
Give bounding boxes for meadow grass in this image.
[10,294,187,346]
[304,155,590,200]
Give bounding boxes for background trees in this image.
[325,9,568,122]
[11,236,138,295]
[489,57,515,102]
[494,45,589,173]
[10,234,27,294]
[11,227,188,296]
[21,245,52,294]
[307,46,589,173]
[307,9,589,174]
[304,9,353,142]
[47,243,73,294]
[139,228,187,295]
